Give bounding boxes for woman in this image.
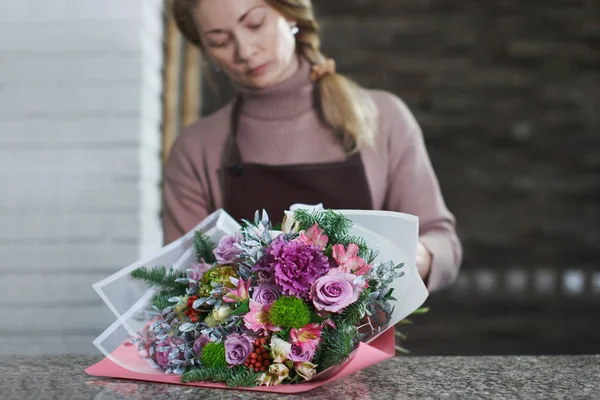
[163,0,462,292]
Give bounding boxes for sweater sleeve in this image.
[161,133,211,245]
[381,93,463,292]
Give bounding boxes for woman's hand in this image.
[416,241,432,281]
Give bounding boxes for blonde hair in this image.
[172,0,377,153]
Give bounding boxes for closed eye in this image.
[248,18,265,30]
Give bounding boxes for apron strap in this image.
[222,95,244,176]
[199,133,217,213]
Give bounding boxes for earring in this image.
[291,25,299,35]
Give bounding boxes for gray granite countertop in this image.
[0,355,598,399]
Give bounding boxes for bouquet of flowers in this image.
[86,205,428,393]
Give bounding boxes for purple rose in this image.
[192,333,210,356]
[288,344,314,362]
[225,333,253,365]
[213,234,242,264]
[311,271,363,313]
[252,284,281,306]
[154,337,185,368]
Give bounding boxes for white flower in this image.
[294,361,317,381]
[211,305,232,324]
[281,211,300,234]
[257,363,290,386]
[204,315,218,328]
[270,336,292,363]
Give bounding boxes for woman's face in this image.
[194,0,299,89]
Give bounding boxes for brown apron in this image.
[217,95,373,223]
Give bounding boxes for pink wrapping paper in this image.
[85,327,396,394]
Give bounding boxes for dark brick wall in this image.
[312,0,600,355]
[316,0,599,273]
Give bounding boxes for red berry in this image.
[260,366,266,372]
[251,353,257,359]
[263,360,269,366]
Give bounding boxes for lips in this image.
[247,62,270,76]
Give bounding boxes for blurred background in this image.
[0,0,598,357]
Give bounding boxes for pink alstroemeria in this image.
[223,278,251,303]
[290,323,322,353]
[298,223,328,250]
[243,300,279,334]
[332,243,371,276]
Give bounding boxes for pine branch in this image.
[226,367,263,387]
[314,322,356,372]
[181,366,262,387]
[293,210,377,260]
[194,231,217,263]
[334,289,371,326]
[294,209,352,243]
[181,366,232,383]
[130,266,188,291]
[151,288,183,310]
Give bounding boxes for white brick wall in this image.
[0,0,165,355]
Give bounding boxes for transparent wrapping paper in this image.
[86,207,428,392]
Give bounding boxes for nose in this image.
[234,33,257,63]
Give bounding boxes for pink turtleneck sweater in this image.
[162,57,462,293]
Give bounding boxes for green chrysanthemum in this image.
[201,342,227,368]
[198,266,237,297]
[269,296,311,329]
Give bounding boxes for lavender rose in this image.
[225,333,253,365]
[288,344,314,362]
[154,337,185,368]
[213,234,242,264]
[311,271,363,313]
[252,283,281,306]
[192,333,210,356]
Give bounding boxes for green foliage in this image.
[201,342,227,368]
[231,299,250,316]
[411,307,430,315]
[334,289,372,326]
[314,321,357,372]
[293,209,351,243]
[194,230,217,264]
[151,289,182,310]
[225,367,264,387]
[130,266,188,292]
[181,366,230,383]
[181,366,262,387]
[269,296,310,329]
